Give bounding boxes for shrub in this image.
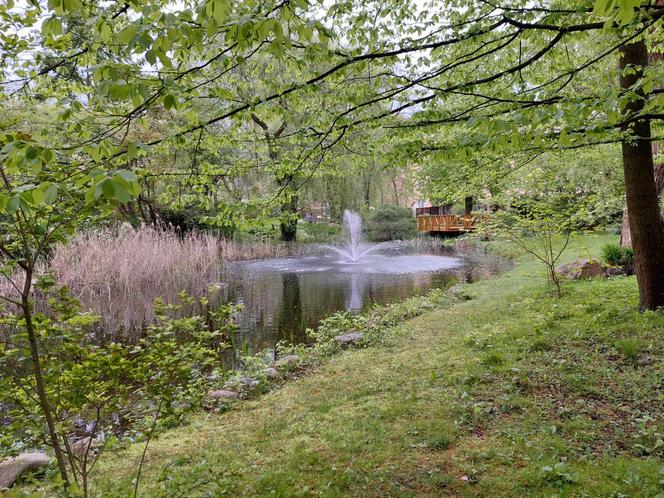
[601,243,634,268]
[0,290,232,496]
[365,204,417,242]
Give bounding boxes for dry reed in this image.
[0,225,301,342]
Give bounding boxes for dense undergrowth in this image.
[15,232,664,497]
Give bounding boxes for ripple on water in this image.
[244,253,462,275]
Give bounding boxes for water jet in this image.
[326,210,379,262]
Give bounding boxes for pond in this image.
[221,242,509,354]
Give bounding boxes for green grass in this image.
[93,232,664,497]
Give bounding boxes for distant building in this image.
[410,199,431,216]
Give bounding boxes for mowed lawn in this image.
[94,233,664,497]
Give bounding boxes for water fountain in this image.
[326,210,379,262]
[230,213,509,353]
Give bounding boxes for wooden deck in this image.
[417,214,483,233]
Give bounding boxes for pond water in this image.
[220,243,509,354]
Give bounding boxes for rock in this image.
[69,436,102,458]
[555,258,604,279]
[447,284,463,294]
[237,376,259,388]
[264,367,278,378]
[0,452,50,488]
[603,266,626,277]
[207,389,239,401]
[333,331,364,346]
[273,354,301,368]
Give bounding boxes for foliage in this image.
[0,290,235,495]
[486,166,609,297]
[602,243,635,268]
[488,208,572,298]
[365,204,417,242]
[1,0,664,490]
[296,222,340,243]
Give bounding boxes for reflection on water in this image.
[220,246,510,354]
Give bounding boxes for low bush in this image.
[601,243,634,268]
[365,204,417,242]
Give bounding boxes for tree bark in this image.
[464,196,473,215]
[620,160,664,247]
[620,26,664,247]
[619,40,664,309]
[278,174,298,242]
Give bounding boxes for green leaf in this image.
[110,178,132,203]
[42,16,63,37]
[7,196,20,214]
[31,187,44,205]
[43,183,59,204]
[164,94,177,110]
[117,169,138,182]
[25,146,38,160]
[63,0,80,11]
[118,24,138,44]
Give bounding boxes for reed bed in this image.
[0,225,305,342]
[48,225,222,340]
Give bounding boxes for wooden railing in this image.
[417,214,486,233]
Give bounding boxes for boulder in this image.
[264,367,278,378]
[555,258,604,279]
[333,331,364,346]
[207,389,239,401]
[0,452,50,488]
[273,354,301,368]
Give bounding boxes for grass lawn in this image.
[94,232,664,497]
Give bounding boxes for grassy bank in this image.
[92,232,663,497]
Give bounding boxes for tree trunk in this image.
[619,40,664,309]
[464,196,473,215]
[21,269,70,488]
[279,175,298,242]
[620,30,664,247]
[620,161,664,247]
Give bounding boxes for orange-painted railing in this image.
[416,214,487,233]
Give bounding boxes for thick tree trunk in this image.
[620,160,664,247]
[619,41,664,309]
[620,9,664,248]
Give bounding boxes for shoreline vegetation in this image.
[74,231,663,497]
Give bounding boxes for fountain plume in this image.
[327,210,379,262]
